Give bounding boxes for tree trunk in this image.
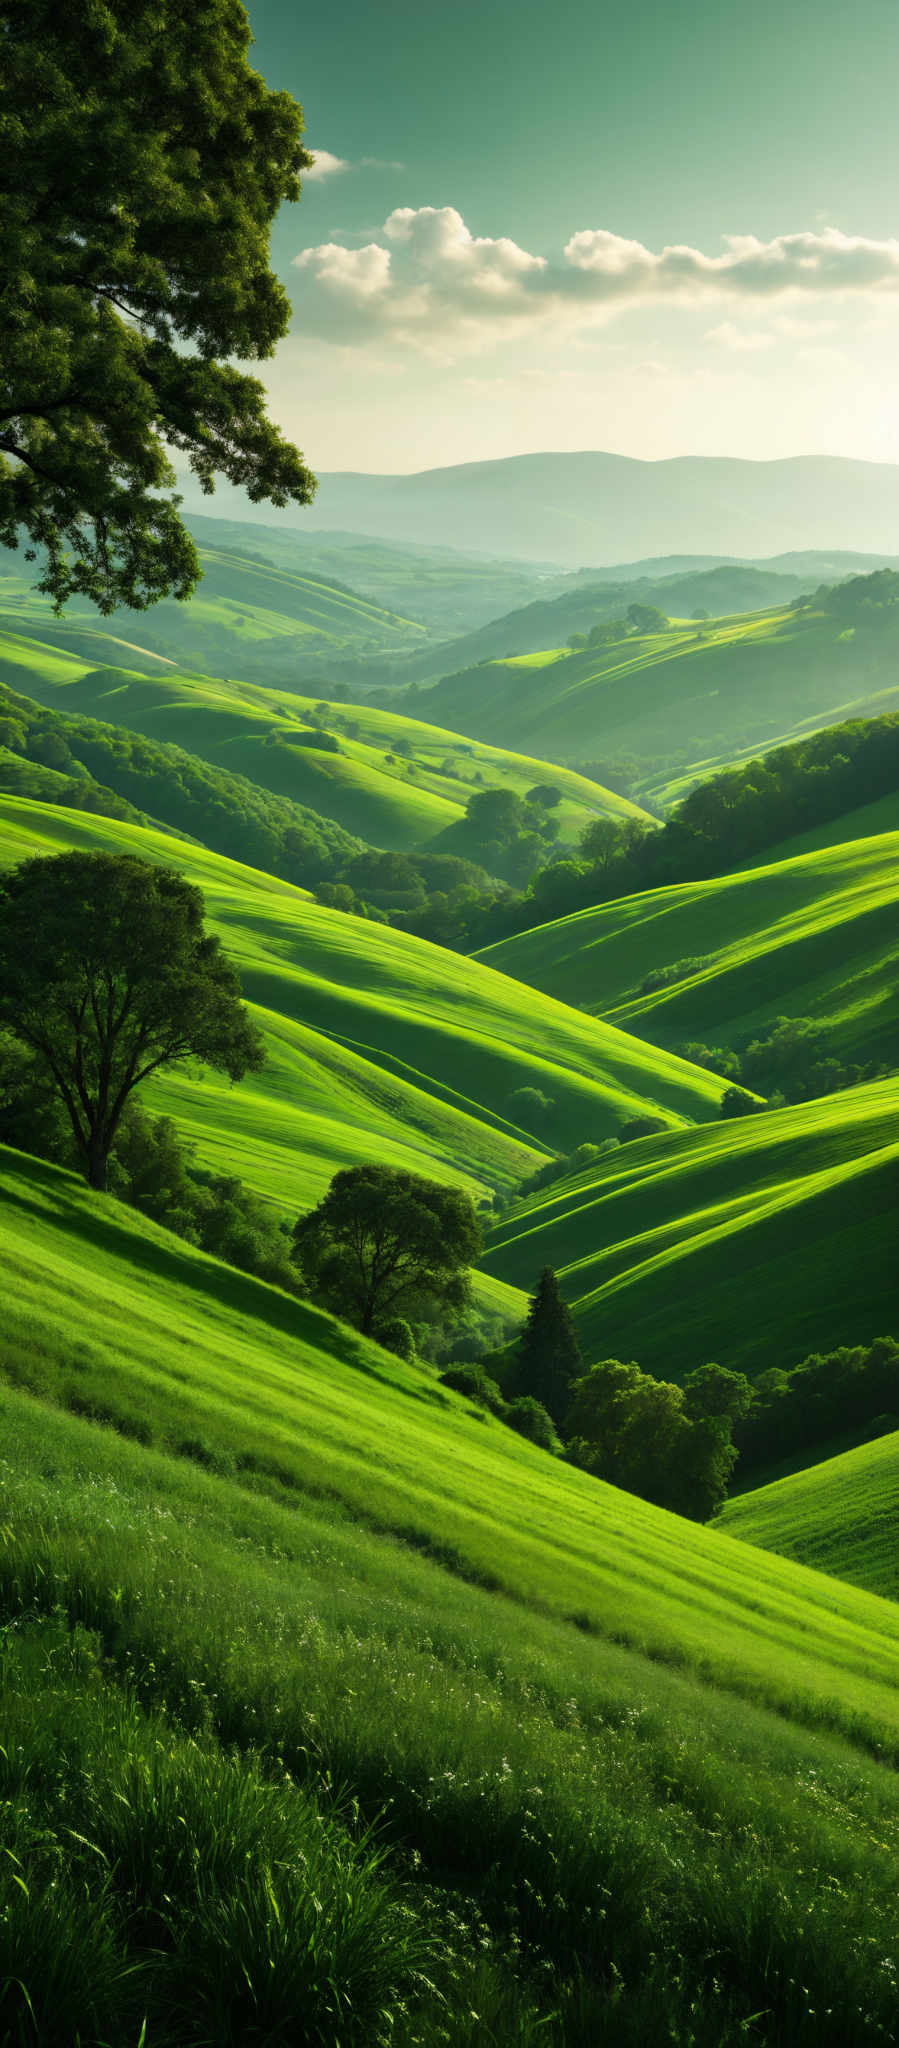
[86,1135,108,1192]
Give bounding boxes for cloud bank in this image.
[292,209,899,348]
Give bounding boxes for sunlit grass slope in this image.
[5,1144,899,1749]
[721,1431,899,1601]
[423,601,899,792]
[3,1147,899,2039]
[0,799,725,1222]
[0,623,639,849]
[483,1083,899,1377]
[481,833,899,1066]
[0,542,426,677]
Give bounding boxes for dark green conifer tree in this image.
[516,1267,582,1424]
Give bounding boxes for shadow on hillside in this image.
[4,1160,443,1406]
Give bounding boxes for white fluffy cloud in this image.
[291,210,899,349]
[303,149,405,183]
[302,149,350,182]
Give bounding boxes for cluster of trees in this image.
[438,785,565,887]
[392,708,899,955]
[566,602,669,651]
[566,1358,747,1522]
[818,568,899,622]
[678,1016,888,1111]
[0,684,360,887]
[449,1274,899,1515]
[443,1270,746,1521]
[734,1338,899,1480]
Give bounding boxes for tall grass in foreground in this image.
[2,1388,898,2043]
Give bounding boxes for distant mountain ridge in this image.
[277,452,899,566]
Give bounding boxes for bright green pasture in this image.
[5,1145,899,1754]
[722,1431,899,1600]
[423,601,899,790]
[484,1083,899,1378]
[5,1156,899,2035]
[0,799,725,1217]
[0,622,638,850]
[481,832,899,1064]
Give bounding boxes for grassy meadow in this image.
[481,831,899,1066]
[721,1430,899,1601]
[483,1082,899,1378]
[3,1145,899,2039]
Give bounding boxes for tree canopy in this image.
[293,1165,482,1341]
[566,1358,739,1521]
[0,0,315,612]
[0,850,264,1187]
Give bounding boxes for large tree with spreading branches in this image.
[0,850,264,1189]
[0,0,316,613]
[293,1166,482,1341]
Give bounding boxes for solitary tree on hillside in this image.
[0,851,264,1189]
[627,603,668,635]
[515,1267,582,1423]
[293,1165,482,1341]
[0,0,315,614]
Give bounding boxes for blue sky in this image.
[238,0,899,472]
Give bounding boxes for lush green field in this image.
[721,1431,899,1600]
[483,1082,899,1378]
[0,624,639,850]
[422,600,899,794]
[481,832,899,1066]
[0,799,724,1226]
[3,1145,899,2039]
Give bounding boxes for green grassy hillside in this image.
[3,1145,899,2039]
[183,512,570,638]
[483,1083,899,1377]
[400,562,821,682]
[480,832,899,1067]
[0,625,640,851]
[0,798,725,1222]
[721,1431,899,1600]
[0,542,428,685]
[422,600,899,796]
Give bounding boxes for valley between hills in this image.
[2,503,899,2043]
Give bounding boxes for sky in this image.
[239,0,899,474]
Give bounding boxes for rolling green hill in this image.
[0,798,725,1228]
[3,1144,899,2038]
[184,512,570,638]
[721,1431,899,1600]
[0,541,428,687]
[399,561,823,683]
[483,1083,899,1378]
[421,598,899,797]
[480,832,899,1068]
[0,623,642,851]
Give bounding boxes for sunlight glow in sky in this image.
[244,0,899,472]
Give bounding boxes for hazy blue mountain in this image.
[198,452,899,566]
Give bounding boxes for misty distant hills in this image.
[288,453,899,566]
